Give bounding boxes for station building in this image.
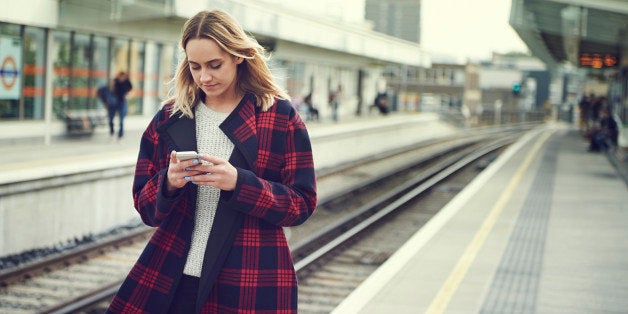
[0,0,430,144]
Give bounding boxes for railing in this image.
[436,107,548,129]
[477,109,548,126]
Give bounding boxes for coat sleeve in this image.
[223,107,317,227]
[132,111,186,226]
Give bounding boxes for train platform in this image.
[333,124,628,313]
[0,111,458,184]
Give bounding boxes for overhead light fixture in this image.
[561,5,587,65]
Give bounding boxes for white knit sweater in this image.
[182,103,234,277]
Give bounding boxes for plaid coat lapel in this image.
[220,93,259,171]
[158,113,197,152]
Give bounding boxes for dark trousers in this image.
[168,274,199,313]
[108,102,128,138]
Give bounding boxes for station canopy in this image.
[510,0,627,69]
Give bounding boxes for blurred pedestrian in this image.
[304,93,319,121]
[373,92,390,115]
[110,71,132,141]
[588,108,619,152]
[329,84,341,122]
[97,81,117,110]
[107,10,317,314]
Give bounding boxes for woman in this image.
[107,10,317,313]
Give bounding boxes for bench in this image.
[64,109,107,135]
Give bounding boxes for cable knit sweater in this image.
[182,103,234,277]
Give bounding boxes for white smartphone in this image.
[176,151,199,161]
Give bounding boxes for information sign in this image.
[0,36,22,100]
[578,53,619,69]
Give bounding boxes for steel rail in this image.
[294,136,516,273]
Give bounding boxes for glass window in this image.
[285,61,306,99]
[110,38,138,112]
[0,23,22,120]
[0,23,20,36]
[454,69,466,86]
[111,38,129,75]
[145,43,160,115]
[51,31,71,119]
[23,27,46,119]
[128,40,145,115]
[418,68,427,83]
[340,68,356,96]
[91,36,110,109]
[159,44,176,101]
[268,58,287,93]
[71,33,91,110]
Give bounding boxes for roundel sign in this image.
[1,56,18,89]
[0,37,22,100]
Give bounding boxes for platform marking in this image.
[479,131,559,313]
[332,127,546,314]
[425,130,554,314]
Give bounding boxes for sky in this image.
[421,0,529,63]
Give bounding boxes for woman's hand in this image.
[186,154,238,191]
[166,150,204,193]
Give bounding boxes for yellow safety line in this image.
[426,129,554,314]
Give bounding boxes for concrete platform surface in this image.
[334,124,628,314]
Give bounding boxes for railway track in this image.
[0,128,526,313]
[0,228,151,314]
[293,135,516,313]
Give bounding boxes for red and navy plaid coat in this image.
[107,94,317,313]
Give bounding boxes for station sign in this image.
[578,53,619,69]
[0,36,23,100]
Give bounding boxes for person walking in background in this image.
[107,10,317,313]
[109,71,132,141]
[97,80,117,111]
[304,93,319,121]
[329,84,341,122]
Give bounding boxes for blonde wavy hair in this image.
[165,10,289,118]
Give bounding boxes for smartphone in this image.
[176,151,199,161]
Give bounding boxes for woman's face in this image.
[186,38,242,102]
